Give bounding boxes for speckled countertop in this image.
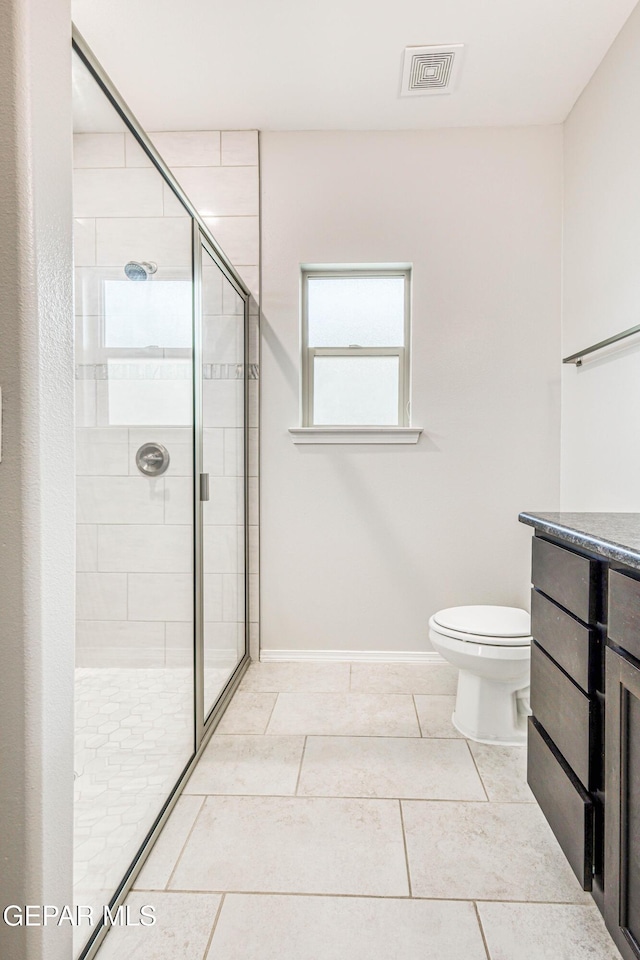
[519,512,640,571]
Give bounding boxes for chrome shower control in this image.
[135,442,170,476]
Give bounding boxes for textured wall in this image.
[0,0,74,958]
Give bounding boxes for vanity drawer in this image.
[530,641,596,790]
[608,569,640,662]
[527,717,593,890]
[531,588,597,694]
[532,536,598,624]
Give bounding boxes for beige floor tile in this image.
[207,894,488,960]
[350,662,458,695]
[184,735,305,795]
[297,736,486,800]
[170,795,409,896]
[266,693,420,737]
[413,695,463,738]
[240,662,350,693]
[402,800,591,902]
[214,691,277,734]
[134,795,204,890]
[468,741,535,802]
[477,902,623,960]
[95,891,221,960]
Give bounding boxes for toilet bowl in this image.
[428,605,531,746]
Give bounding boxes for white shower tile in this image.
[77,525,98,572]
[76,621,165,664]
[124,133,151,168]
[203,525,242,574]
[167,166,258,217]
[203,314,244,365]
[222,574,244,622]
[203,477,244,525]
[203,428,225,476]
[223,429,243,476]
[96,216,192,267]
[222,280,244,315]
[165,622,194,667]
[97,525,193,573]
[76,441,130,476]
[236,264,259,301]
[127,573,194,621]
[73,133,125,168]
[203,216,259,266]
[151,131,221,167]
[204,574,224,622]
[73,218,96,267]
[73,168,164,218]
[75,380,97,427]
[203,380,244,429]
[248,429,258,478]
[220,131,259,166]
[76,477,165,524]
[77,572,128,621]
[164,477,193,525]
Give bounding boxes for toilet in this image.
[428,605,531,746]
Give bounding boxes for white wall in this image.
[0,0,74,958]
[260,129,562,655]
[562,2,640,509]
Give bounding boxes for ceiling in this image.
[71,0,638,131]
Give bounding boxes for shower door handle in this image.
[199,473,210,501]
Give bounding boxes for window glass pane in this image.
[307,276,405,347]
[104,279,192,348]
[313,355,399,425]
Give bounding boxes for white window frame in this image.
[301,266,412,428]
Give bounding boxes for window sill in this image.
[288,427,423,445]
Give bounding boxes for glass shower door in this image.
[198,238,248,718]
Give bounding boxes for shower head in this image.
[124,260,157,281]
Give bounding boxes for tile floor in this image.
[94,661,622,960]
[74,663,234,954]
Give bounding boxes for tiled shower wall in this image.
[73,129,259,668]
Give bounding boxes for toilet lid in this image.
[432,605,531,640]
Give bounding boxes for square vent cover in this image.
[400,44,465,97]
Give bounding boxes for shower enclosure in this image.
[72,29,256,959]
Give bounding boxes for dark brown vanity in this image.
[520,512,640,960]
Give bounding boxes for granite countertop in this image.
[519,511,640,572]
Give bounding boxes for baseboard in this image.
[259,649,446,664]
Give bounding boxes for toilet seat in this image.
[431,605,531,647]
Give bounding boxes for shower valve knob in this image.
[136,442,170,476]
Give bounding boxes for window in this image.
[301,267,411,427]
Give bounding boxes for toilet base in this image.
[452,669,530,746]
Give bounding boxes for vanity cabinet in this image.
[605,644,640,959]
[521,513,640,960]
[527,534,603,894]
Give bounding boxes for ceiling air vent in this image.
[400,44,465,97]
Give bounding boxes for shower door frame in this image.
[194,224,251,745]
[72,25,252,960]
